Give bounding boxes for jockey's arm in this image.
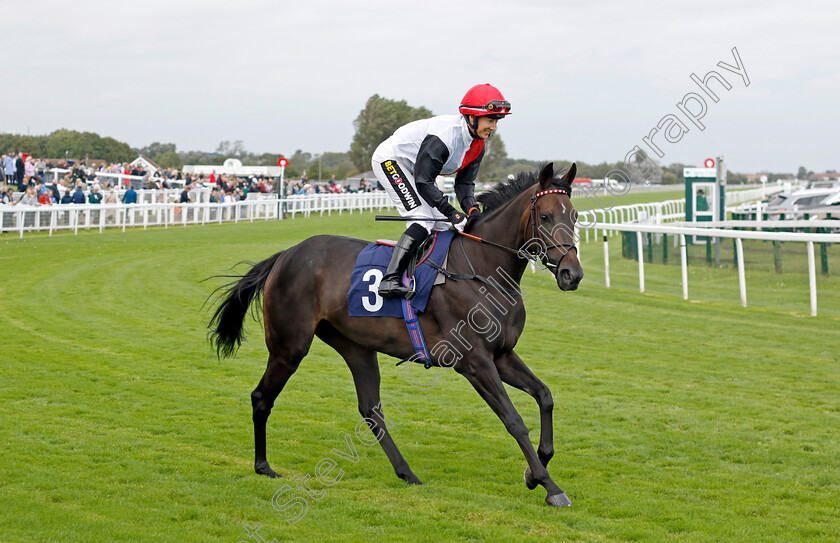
[453,147,484,214]
[413,135,459,218]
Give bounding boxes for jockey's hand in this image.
[465,207,482,233]
[449,211,468,232]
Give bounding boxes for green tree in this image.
[139,142,177,160]
[216,140,245,157]
[252,152,284,166]
[43,129,133,163]
[477,134,510,182]
[178,150,225,166]
[0,134,48,157]
[661,171,679,184]
[288,149,312,176]
[349,94,432,173]
[45,129,78,160]
[155,151,182,169]
[726,171,747,184]
[98,136,134,163]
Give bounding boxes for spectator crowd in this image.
[2,151,384,208]
[284,174,380,197]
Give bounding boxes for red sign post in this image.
[277,157,288,219]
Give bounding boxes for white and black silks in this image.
[372,114,484,232]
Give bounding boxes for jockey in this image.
[372,83,511,299]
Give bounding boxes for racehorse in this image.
[209,162,584,507]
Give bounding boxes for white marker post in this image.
[277,157,288,219]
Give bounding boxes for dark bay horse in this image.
[210,162,584,507]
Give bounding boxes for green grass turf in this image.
[1,208,838,542]
[572,189,684,210]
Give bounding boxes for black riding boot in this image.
[378,230,424,299]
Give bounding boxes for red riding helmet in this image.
[459,84,512,118]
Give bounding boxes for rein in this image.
[455,186,578,272]
[432,186,577,296]
[424,235,521,298]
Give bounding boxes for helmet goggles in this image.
[485,100,511,112]
[460,99,512,117]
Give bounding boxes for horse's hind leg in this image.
[316,323,422,485]
[252,311,316,478]
[251,350,306,478]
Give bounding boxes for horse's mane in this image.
[477,165,572,214]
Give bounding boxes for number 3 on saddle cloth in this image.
[348,230,455,367]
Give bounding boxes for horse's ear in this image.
[539,163,555,189]
[561,162,577,184]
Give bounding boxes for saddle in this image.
[405,233,447,294]
[348,230,455,319]
[374,232,438,278]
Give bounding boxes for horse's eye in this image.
[539,213,550,221]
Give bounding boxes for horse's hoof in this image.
[255,463,281,478]
[545,492,572,507]
[524,467,538,490]
[400,472,423,486]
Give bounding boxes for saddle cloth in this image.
[348,230,455,317]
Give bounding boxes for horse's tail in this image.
[208,251,284,358]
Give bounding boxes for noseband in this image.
[527,187,577,272]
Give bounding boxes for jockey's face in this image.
[473,116,499,139]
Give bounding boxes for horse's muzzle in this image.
[556,262,583,291]
[544,246,583,291]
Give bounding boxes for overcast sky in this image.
[5,0,838,173]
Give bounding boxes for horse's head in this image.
[526,163,584,291]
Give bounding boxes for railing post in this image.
[636,231,645,293]
[680,234,688,300]
[646,232,653,263]
[807,241,817,317]
[603,232,610,288]
[735,237,747,307]
[820,241,829,276]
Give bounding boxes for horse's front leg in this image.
[494,350,555,490]
[455,357,571,507]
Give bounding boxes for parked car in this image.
[806,180,840,190]
[804,191,840,220]
[732,188,840,220]
[762,189,839,218]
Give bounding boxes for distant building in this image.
[745,173,769,183]
[183,158,281,178]
[809,172,840,181]
[131,156,162,175]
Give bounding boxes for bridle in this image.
[456,185,578,274]
[526,187,578,272]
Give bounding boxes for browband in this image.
[533,187,570,200]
